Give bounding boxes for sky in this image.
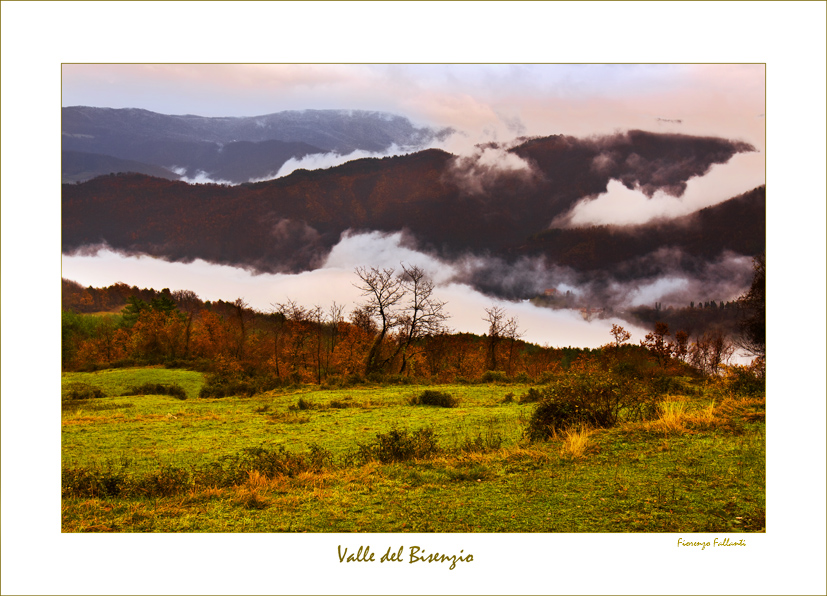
[62,63,766,152]
[3,2,827,595]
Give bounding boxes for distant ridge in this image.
[62,106,454,183]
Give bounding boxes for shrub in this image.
[358,427,441,463]
[501,392,515,404]
[132,465,191,496]
[457,431,503,453]
[726,364,765,397]
[481,370,508,383]
[122,383,187,400]
[328,399,358,409]
[62,460,131,497]
[524,365,657,441]
[536,371,556,384]
[63,382,105,401]
[289,397,316,411]
[409,390,457,408]
[517,387,544,404]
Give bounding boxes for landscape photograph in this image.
[59,62,768,535]
[1,2,825,595]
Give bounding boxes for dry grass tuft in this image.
[246,469,269,489]
[560,426,593,459]
[657,399,690,432]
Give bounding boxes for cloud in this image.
[266,144,411,180]
[446,141,537,195]
[555,150,764,226]
[168,167,234,186]
[61,236,655,349]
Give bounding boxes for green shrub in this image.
[328,399,358,409]
[62,460,130,497]
[726,365,765,397]
[63,382,105,401]
[501,392,515,404]
[289,397,316,411]
[358,427,441,463]
[457,431,503,453]
[524,366,657,441]
[409,389,457,408]
[481,370,508,383]
[122,382,187,400]
[518,387,544,404]
[537,371,556,384]
[132,465,191,496]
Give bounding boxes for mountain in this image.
[62,151,183,184]
[510,186,766,275]
[62,130,763,305]
[61,107,453,183]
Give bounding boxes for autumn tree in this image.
[640,321,673,367]
[610,324,631,351]
[232,298,249,360]
[172,289,200,358]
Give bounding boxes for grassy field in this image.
[61,367,765,533]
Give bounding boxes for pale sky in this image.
[63,63,766,153]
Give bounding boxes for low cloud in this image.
[168,166,234,186]
[265,143,413,180]
[553,150,764,227]
[447,141,537,195]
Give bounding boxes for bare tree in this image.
[267,305,287,378]
[689,329,734,376]
[503,314,523,375]
[483,306,507,371]
[396,264,450,374]
[326,302,345,374]
[354,266,405,375]
[309,305,326,384]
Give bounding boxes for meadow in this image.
[61,366,765,533]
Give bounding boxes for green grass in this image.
[62,367,766,533]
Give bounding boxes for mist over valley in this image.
[62,108,764,348]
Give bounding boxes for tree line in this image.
[62,256,765,384]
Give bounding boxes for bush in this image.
[726,364,765,397]
[289,397,316,411]
[409,390,457,408]
[517,387,544,404]
[358,428,441,463]
[62,463,129,497]
[63,382,105,401]
[481,370,508,383]
[458,431,503,453]
[122,383,187,400]
[524,366,657,441]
